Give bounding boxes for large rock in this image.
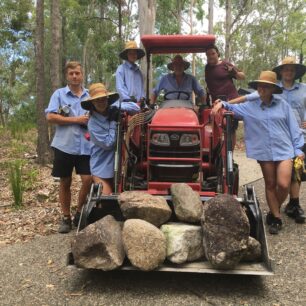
[118,191,172,227]
[122,219,166,271]
[170,183,203,223]
[201,194,250,269]
[242,236,262,262]
[161,222,205,264]
[71,215,125,270]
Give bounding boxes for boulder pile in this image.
[71,184,262,271]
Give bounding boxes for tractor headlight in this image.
[179,133,200,146]
[151,133,170,146]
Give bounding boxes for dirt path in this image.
[0,179,305,306]
[234,150,263,186]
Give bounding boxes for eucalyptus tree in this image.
[50,0,62,92]
[35,0,51,164]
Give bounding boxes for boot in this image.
[58,217,72,233]
[285,199,305,224]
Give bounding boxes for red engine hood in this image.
[151,108,199,126]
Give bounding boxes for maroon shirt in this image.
[205,60,239,102]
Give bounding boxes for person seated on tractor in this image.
[205,44,245,105]
[212,71,305,235]
[150,55,206,106]
[81,83,140,195]
[116,41,146,105]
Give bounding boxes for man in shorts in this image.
[45,61,92,233]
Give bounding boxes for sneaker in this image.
[285,203,305,224]
[269,216,282,235]
[58,217,72,233]
[266,211,273,225]
[73,211,81,228]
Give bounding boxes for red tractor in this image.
[71,35,273,275]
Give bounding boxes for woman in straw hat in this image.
[81,83,139,195]
[116,41,145,103]
[212,71,304,234]
[150,54,206,104]
[272,57,306,223]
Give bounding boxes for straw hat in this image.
[81,83,119,110]
[248,71,283,94]
[273,57,306,80]
[167,55,190,71]
[119,41,145,60]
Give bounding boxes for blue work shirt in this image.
[116,62,145,102]
[278,82,306,141]
[89,101,140,179]
[246,83,306,141]
[222,95,304,161]
[153,73,205,100]
[45,86,91,155]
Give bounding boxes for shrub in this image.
[8,160,25,209]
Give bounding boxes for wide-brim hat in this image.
[119,41,145,60]
[167,55,190,71]
[248,71,283,94]
[81,83,119,110]
[272,57,306,80]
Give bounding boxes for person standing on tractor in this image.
[150,55,206,104]
[273,57,306,223]
[205,45,245,104]
[116,41,145,104]
[81,83,140,195]
[45,61,92,233]
[212,71,305,235]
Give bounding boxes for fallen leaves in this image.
[0,151,82,247]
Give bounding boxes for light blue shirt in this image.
[89,101,140,178]
[153,73,205,100]
[45,86,91,155]
[279,82,306,141]
[116,62,145,101]
[222,95,304,161]
[246,84,306,141]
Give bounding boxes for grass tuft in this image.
[8,160,25,209]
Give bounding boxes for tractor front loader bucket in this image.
[70,185,273,276]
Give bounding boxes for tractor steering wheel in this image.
[164,90,190,101]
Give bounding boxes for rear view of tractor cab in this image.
[72,35,273,276]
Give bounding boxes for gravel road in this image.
[1,178,305,306]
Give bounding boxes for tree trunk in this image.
[225,0,232,60]
[137,0,156,100]
[208,0,214,34]
[50,0,62,92]
[61,15,66,86]
[0,101,5,127]
[35,0,51,165]
[117,0,122,40]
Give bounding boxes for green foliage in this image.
[23,167,39,191]
[0,0,34,127]
[8,122,35,142]
[215,0,306,84]
[7,100,36,141]
[9,139,30,157]
[8,160,24,209]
